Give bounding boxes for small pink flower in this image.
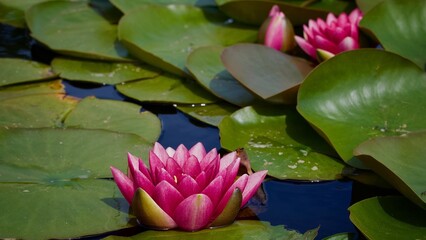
[111,142,267,231]
[258,5,296,52]
[295,8,363,61]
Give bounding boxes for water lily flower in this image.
[110,142,267,231]
[258,5,296,52]
[295,8,363,61]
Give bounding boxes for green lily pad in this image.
[186,45,262,106]
[215,0,354,26]
[0,58,57,87]
[219,105,346,181]
[0,128,151,181]
[0,0,49,28]
[116,73,218,104]
[0,80,64,101]
[176,102,239,127]
[118,4,257,76]
[26,1,130,61]
[0,180,135,240]
[354,131,426,209]
[322,232,355,240]
[0,94,78,128]
[349,196,426,240]
[221,43,314,104]
[355,0,386,13]
[360,0,426,69]
[297,49,426,169]
[110,0,215,13]
[64,97,161,143]
[52,58,161,85]
[103,220,319,240]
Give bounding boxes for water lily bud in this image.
[295,8,363,62]
[258,5,296,52]
[111,142,268,231]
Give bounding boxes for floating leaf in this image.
[219,105,345,181]
[26,1,130,61]
[0,0,49,28]
[0,80,64,101]
[355,0,386,13]
[104,220,318,240]
[52,58,161,85]
[0,94,77,128]
[349,196,426,240]
[64,97,161,143]
[116,74,218,104]
[0,58,56,87]
[186,45,261,106]
[322,232,355,240]
[110,0,215,13]
[360,0,426,69]
[118,4,257,76]
[221,44,314,104]
[0,180,135,240]
[176,102,238,127]
[354,131,426,209]
[297,49,426,169]
[215,0,354,26]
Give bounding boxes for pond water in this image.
[1,23,359,239]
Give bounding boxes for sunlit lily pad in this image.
[354,131,426,209]
[116,74,218,104]
[186,45,261,106]
[349,196,426,239]
[52,58,161,85]
[103,220,318,240]
[110,0,215,13]
[0,94,78,128]
[215,0,354,26]
[118,4,257,76]
[176,102,238,127]
[297,49,426,169]
[219,105,346,181]
[0,0,49,28]
[26,1,130,61]
[360,0,426,69]
[0,80,64,101]
[0,180,135,240]
[221,44,314,104]
[64,97,161,143]
[0,58,56,87]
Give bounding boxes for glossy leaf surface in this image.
[110,0,215,13]
[0,0,49,27]
[349,196,426,240]
[0,80,64,100]
[297,49,426,168]
[26,1,130,61]
[118,4,257,76]
[360,0,426,69]
[219,105,345,180]
[176,102,238,127]
[0,58,56,87]
[354,131,426,209]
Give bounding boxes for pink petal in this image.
[173,144,189,168]
[268,5,280,17]
[195,171,208,190]
[209,187,241,228]
[155,168,176,187]
[219,151,237,171]
[165,147,175,157]
[200,148,218,169]
[241,170,268,207]
[223,156,241,191]
[189,142,206,162]
[203,156,220,182]
[295,35,316,59]
[153,142,169,163]
[132,188,177,230]
[202,176,224,207]
[165,157,183,182]
[349,8,363,24]
[314,35,338,54]
[326,12,337,25]
[215,174,248,217]
[128,152,152,183]
[337,12,348,25]
[149,150,165,175]
[316,18,327,32]
[152,181,184,217]
[110,166,134,204]
[264,12,284,50]
[177,174,201,198]
[303,25,314,42]
[132,168,155,197]
[182,155,201,178]
[173,194,214,231]
[338,36,358,52]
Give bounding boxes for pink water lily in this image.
[295,8,363,61]
[111,142,267,231]
[258,5,296,52]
